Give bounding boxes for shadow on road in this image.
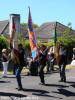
[53,88,75,97]
[71,84,75,88]
[66,81,75,88]
[45,83,68,88]
[23,88,49,93]
[0,92,27,98]
[23,88,62,99]
[0,81,10,83]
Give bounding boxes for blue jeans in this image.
[15,66,23,89]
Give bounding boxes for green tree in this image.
[57,22,75,60]
[21,22,38,28]
[0,36,9,53]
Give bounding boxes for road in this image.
[0,68,75,100]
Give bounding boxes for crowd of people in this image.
[1,43,74,91]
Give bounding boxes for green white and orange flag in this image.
[54,26,57,44]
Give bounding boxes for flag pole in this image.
[53,23,59,65]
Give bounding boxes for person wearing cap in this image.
[2,49,9,77]
[58,44,67,82]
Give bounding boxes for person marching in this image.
[16,43,25,91]
[49,47,55,71]
[39,45,49,85]
[12,43,25,91]
[58,44,67,82]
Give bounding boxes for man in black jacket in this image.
[58,44,67,82]
[15,43,25,91]
[39,45,49,85]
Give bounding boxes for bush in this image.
[57,34,75,61]
[0,36,9,53]
[23,40,30,50]
[37,41,54,47]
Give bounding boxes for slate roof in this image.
[0,20,9,34]
[0,20,29,38]
[34,22,75,39]
[0,20,75,40]
[34,22,56,39]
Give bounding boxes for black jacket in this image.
[39,49,48,65]
[59,49,67,65]
[18,48,25,66]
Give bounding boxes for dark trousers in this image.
[39,64,45,83]
[46,61,50,72]
[15,66,23,89]
[50,61,54,71]
[59,64,66,81]
[13,66,16,75]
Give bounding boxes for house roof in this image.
[0,20,28,39]
[34,22,56,39]
[0,20,75,40]
[34,21,75,39]
[0,20,9,35]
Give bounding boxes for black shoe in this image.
[16,88,23,91]
[63,79,66,83]
[18,88,24,91]
[39,82,45,85]
[63,77,66,83]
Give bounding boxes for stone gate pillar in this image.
[9,14,20,48]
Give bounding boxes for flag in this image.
[54,26,59,64]
[9,19,20,64]
[10,19,16,49]
[54,26,57,44]
[56,43,59,65]
[28,7,38,60]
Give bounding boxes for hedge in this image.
[0,36,9,53]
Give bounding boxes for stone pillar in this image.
[9,14,20,48]
[9,14,20,41]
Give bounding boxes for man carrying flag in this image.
[54,24,67,82]
[9,19,25,91]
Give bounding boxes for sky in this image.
[0,0,75,29]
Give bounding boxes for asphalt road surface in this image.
[0,68,75,100]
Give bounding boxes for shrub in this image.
[57,34,75,61]
[37,41,54,47]
[22,40,30,50]
[0,36,9,53]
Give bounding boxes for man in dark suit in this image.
[58,44,67,82]
[39,45,49,85]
